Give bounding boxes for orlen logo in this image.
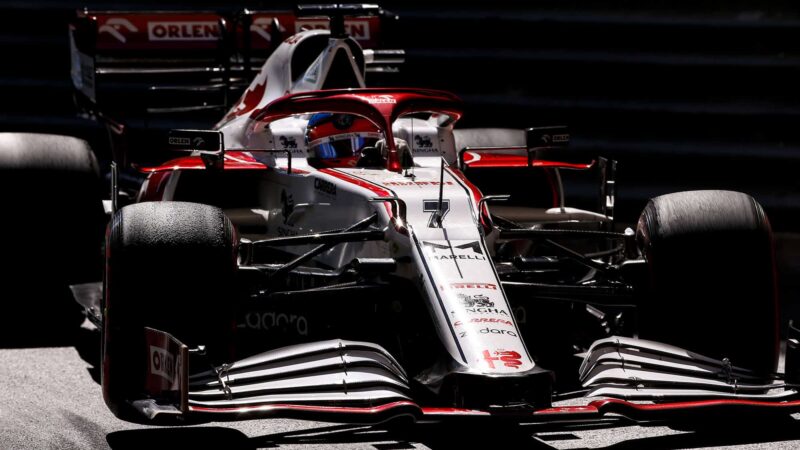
[149,345,179,382]
[168,137,190,146]
[148,22,220,41]
[295,20,371,40]
[98,18,138,43]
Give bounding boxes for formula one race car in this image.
[4,4,799,428]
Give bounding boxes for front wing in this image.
[132,329,800,427]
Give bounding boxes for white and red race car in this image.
[2,3,792,427]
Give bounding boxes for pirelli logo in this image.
[147,22,221,41]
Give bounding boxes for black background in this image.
[1,1,798,311]
[2,1,798,227]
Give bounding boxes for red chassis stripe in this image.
[422,399,800,422]
[138,151,269,173]
[137,151,307,174]
[463,151,594,170]
[588,398,800,423]
[186,397,800,423]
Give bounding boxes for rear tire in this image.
[0,133,104,342]
[636,190,778,373]
[103,201,237,420]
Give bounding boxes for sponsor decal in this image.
[450,293,509,316]
[148,21,220,41]
[150,345,180,382]
[168,136,190,146]
[412,134,439,154]
[279,136,298,149]
[483,349,523,369]
[166,130,220,150]
[480,327,517,337]
[431,254,485,261]
[295,20,371,40]
[423,241,486,261]
[465,307,509,316]
[454,317,513,327]
[243,311,308,336]
[384,180,453,186]
[422,199,450,227]
[355,94,396,104]
[458,293,493,308]
[458,327,518,339]
[314,178,337,196]
[541,133,569,144]
[446,282,498,290]
[414,135,433,148]
[143,328,187,410]
[99,18,138,43]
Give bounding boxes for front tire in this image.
[636,190,778,373]
[103,201,237,420]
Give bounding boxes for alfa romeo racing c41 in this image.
[15,4,799,427]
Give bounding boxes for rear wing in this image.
[69,7,399,125]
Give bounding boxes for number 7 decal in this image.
[423,199,450,228]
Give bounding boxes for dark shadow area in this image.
[254,423,413,448]
[0,291,86,349]
[104,416,800,450]
[2,2,799,229]
[107,427,254,450]
[409,422,551,450]
[599,416,800,449]
[106,421,553,450]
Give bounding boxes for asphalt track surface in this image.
[4,322,800,450]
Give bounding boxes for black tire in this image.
[0,133,104,341]
[103,201,237,420]
[636,190,778,373]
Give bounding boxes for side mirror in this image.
[166,129,225,169]
[166,129,223,153]
[526,126,583,163]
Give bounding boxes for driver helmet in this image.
[305,113,383,167]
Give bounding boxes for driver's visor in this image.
[309,132,382,159]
